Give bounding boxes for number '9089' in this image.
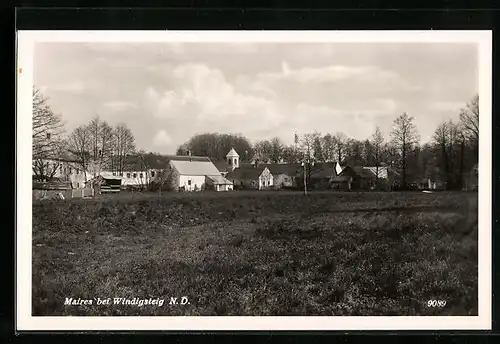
[427,300,446,307]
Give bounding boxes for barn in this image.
[169,157,233,192]
[262,163,301,189]
[226,166,273,190]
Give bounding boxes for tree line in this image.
[177,95,479,190]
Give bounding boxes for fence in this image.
[33,188,93,201]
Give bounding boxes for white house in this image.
[169,157,233,192]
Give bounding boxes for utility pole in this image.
[303,151,308,196]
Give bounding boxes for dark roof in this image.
[226,166,266,180]
[341,166,377,179]
[309,163,336,179]
[262,163,301,176]
[212,160,232,173]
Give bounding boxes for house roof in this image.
[262,163,301,176]
[170,160,221,176]
[309,163,336,179]
[212,160,232,173]
[342,166,377,179]
[226,166,267,180]
[206,175,233,185]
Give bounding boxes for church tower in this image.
[226,148,240,171]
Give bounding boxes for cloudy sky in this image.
[33,42,478,154]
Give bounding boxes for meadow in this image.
[32,190,478,316]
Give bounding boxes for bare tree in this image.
[312,134,324,162]
[459,94,479,161]
[321,133,335,162]
[100,121,114,170]
[391,112,420,189]
[269,137,284,163]
[32,87,66,181]
[333,132,348,164]
[371,126,385,179]
[68,126,91,182]
[153,168,175,195]
[253,140,273,163]
[113,123,136,174]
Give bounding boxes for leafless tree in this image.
[333,132,348,164]
[269,137,284,163]
[321,133,335,162]
[371,126,385,179]
[68,126,91,182]
[459,94,479,161]
[32,87,66,181]
[391,112,420,188]
[112,123,136,174]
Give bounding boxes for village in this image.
[33,141,478,201]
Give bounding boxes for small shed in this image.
[100,176,122,193]
[205,175,234,191]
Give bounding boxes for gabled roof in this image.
[226,166,267,180]
[206,175,233,185]
[262,163,301,176]
[212,160,232,173]
[309,163,336,179]
[169,160,221,176]
[342,166,377,179]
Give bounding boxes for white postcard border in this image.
[16,30,492,331]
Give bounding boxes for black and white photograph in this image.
[16,31,492,331]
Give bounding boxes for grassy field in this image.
[32,190,478,316]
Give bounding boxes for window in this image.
[76,169,79,175]
[112,172,116,176]
[188,180,192,186]
[133,173,137,178]
[139,173,143,178]
[46,133,51,140]
[127,173,131,178]
[228,158,231,165]
[59,165,63,172]
[69,167,72,174]
[234,158,237,165]
[151,171,155,177]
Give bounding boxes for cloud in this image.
[49,81,86,94]
[148,63,278,126]
[260,63,400,84]
[153,130,172,146]
[102,101,137,111]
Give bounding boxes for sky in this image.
[33,42,478,155]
